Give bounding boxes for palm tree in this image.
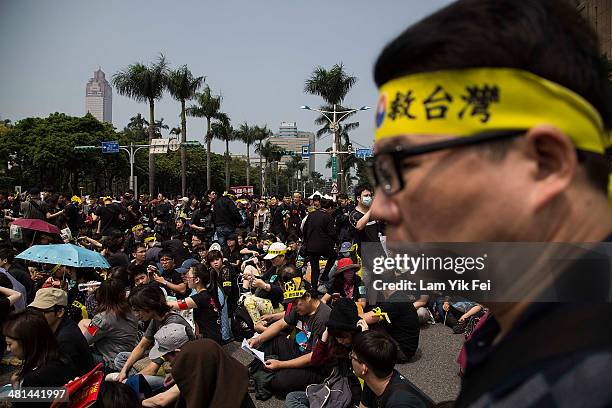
[210,114,235,191]
[113,54,169,193]
[286,155,307,191]
[167,66,205,196]
[153,118,169,137]
[255,140,282,195]
[254,125,272,195]
[169,126,181,137]
[237,122,258,187]
[186,85,224,190]
[304,63,357,193]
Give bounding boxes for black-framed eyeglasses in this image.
[371,129,527,196]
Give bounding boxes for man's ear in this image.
[523,125,577,210]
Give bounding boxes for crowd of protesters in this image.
[0,184,484,408]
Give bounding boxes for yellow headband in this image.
[267,249,287,256]
[70,195,81,204]
[131,224,143,232]
[144,236,156,243]
[375,68,607,154]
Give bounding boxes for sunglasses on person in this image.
[371,129,526,196]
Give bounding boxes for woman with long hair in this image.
[3,309,77,391]
[168,263,222,343]
[78,279,138,371]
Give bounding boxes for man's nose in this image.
[370,188,401,224]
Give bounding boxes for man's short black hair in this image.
[128,284,171,316]
[337,193,348,200]
[352,331,398,378]
[374,0,611,192]
[158,250,175,262]
[354,186,371,202]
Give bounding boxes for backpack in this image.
[306,366,353,408]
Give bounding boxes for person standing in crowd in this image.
[287,192,306,241]
[3,309,78,393]
[253,199,271,237]
[20,187,47,220]
[334,193,354,244]
[302,198,337,288]
[213,191,241,246]
[63,195,83,236]
[189,200,214,243]
[28,287,94,376]
[121,190,141,230]
[350,187,384,258]
[206,249,238,341]
[153,192,173,240]
[370,0,612,405]
[94,196,122,237]
[269,195,287,242]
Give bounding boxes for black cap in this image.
[326,298,360,332]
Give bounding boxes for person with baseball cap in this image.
[370,0,612,405]
[29,287,94,376]
[247,276,331,396]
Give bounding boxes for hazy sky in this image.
[0,0,452,175]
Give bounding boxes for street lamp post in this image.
[301,104,370,193]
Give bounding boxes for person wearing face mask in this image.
[349,187,385,260]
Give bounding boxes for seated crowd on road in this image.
[0,186,485,407]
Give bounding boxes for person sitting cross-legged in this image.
[247,277,331,397]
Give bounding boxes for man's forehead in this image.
[374,133,458,153]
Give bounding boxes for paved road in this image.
[226,323,464,407]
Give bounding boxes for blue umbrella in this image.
[16,243,110,268]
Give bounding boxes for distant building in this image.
[85,68,112,123]
[269,122,316,173]
[575,0,611,57]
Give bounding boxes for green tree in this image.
[124,113,149,142]
[304,63,357,193]
[167,66,204,195]
[237,122,258,187]
[254,125,272,195]
[113,54,169,194]
[255,140,283,195]
[210,114,235,191]
[187,85,224,190]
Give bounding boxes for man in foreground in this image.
[370,0,612,405]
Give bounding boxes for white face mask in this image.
[361,196,372,207]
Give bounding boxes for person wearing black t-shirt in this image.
[94,197,122,236]
[155,250,188,299]
[352,331,432,408]
[363,288,420,363]
[287,193,307,241]
[168,263,222,344]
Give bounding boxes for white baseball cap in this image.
[264,242,288,260]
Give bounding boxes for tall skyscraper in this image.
[85,68,112,123]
